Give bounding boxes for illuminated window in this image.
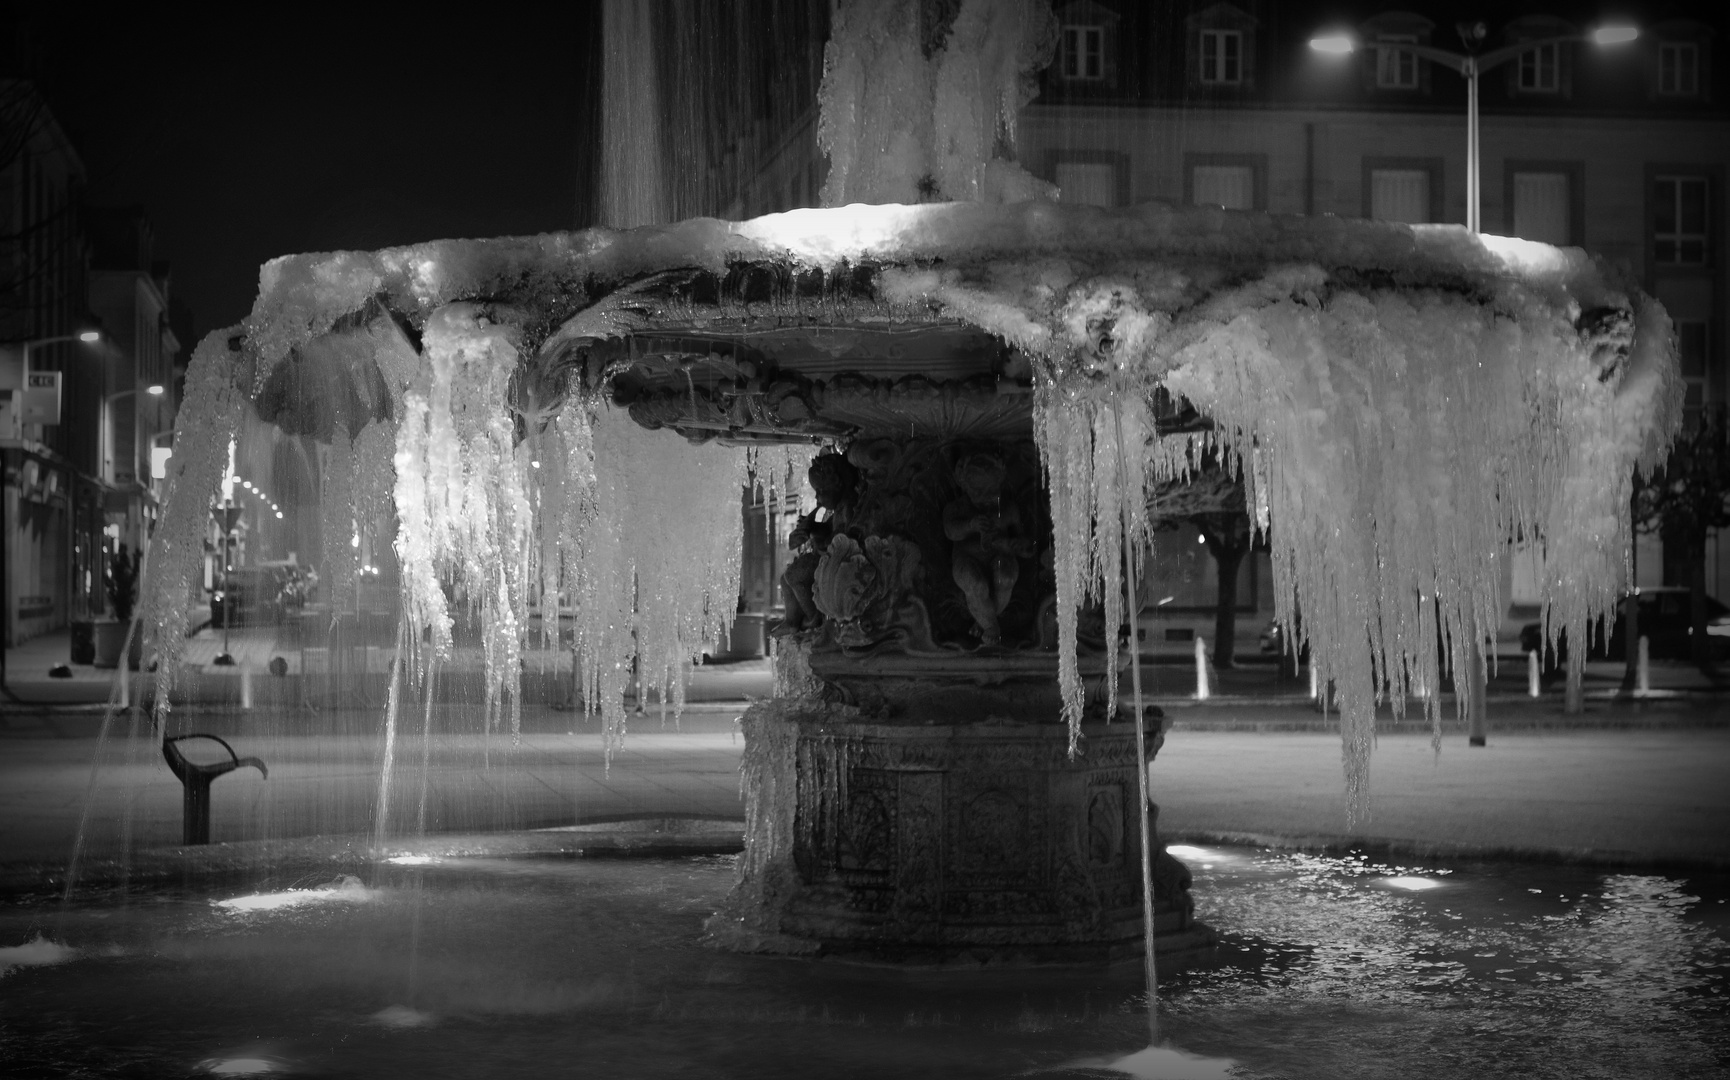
[1512,171,1570,245]
[1061,25,1104,80]
[1192,166,1254,209]
[1200,29,1242,85]
[1659,42,1699,96]
[1056,161,1117,207]
[1654,176,1709,265]
[1376,35,1418,88]
[1517,43,1560,92]
[1370,169,1431,224]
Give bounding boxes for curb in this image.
[0,818,748,898]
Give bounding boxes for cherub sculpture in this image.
[943,451,1034,646]
[776,451,862,634]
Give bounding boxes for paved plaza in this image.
[4,623,1727,885]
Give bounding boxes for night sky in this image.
[13,1,1724,350]
[20,4,603,345]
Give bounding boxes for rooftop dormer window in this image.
[1359,12,1434,96]
[1053,2,1120,87]
[1061,24,1104,80]
[1187,3,1256,91]
[1376,34,1419,88]
[1200,29,1242,85]
[1518,43,1561,92]
[1660,41,1700,96]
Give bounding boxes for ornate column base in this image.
[706,698,1217,966]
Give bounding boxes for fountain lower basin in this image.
[6,842,1724,1079]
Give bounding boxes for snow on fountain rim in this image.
[245,200,1618,364]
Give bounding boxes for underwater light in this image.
[1165,845,1220,861]
[199,1059,281,1076]
[215,876,372,911]
[1379,876,1446,891]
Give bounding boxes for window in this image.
[1376,35,1418,88]
[1654,176,1709,265]
[1517,43,1560,92]
[1676,320,1707,425]
[1061,24,1104,80]
[1370,169,1431,223]
[1200,29,1242,85]
[1512,172,1571,245]
[1192,165,1254,209]
[1056,161,1118,207]
[1659,42,1699,96]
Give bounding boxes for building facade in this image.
[0,79,102,646]
[88,206,181,568]
[1019,1,1730,620]
[0,84,186,650]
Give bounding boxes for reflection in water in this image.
[2,849,1724,1079]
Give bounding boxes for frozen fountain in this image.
[7,3,1712,1077]
[122,0,1680,969]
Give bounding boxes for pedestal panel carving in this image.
[711,700,1215,964]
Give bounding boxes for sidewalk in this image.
[1,624,778,710]
[7,624,1725,712]
[1,695,1726,889]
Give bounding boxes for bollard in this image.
[1193,637,1211,700]
[1308,664,1318,700]
[1528,649,1541,697]
[161,734,267,845]
[1637,635,1650,693]
[241,662,253,709]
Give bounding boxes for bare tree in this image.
[1633,404,1730,676]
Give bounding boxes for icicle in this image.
[565,407,754,761]
[318,429,359,618]
[137,330,250,726]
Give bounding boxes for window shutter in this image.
[1193,166,1255,210]
[1056,162,1117,207]
[1370,169,1430,223]
[1512,172,1570,245]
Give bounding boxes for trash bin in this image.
[70,620,95,665]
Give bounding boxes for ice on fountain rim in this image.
[246,201,1622,359]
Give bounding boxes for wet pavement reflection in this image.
[2,846,1725,1078]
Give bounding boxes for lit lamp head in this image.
[146,384,164,396]
[78,330,101,344]
[1592,25,1638,46]
[1308,32,1355,54]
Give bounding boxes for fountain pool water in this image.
[5,845,1725,1078]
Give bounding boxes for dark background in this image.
[4,2,604,341]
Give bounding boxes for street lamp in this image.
[102,384,166,485]
[1309,22,1638,233]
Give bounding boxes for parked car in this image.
[211,567,293,627]
[1520,587,1730,666]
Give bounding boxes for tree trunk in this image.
[1211,541,1246,669]
[1690,540,1716,675]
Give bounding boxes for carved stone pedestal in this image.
[710,697,1216,965]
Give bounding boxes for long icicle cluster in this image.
[391,304,532,734]
[1034,381,1155,750]
[137,332,250,727]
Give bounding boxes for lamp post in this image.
[102,384,165,487]
[1,330,103,700]
[1309,22,1638,233]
